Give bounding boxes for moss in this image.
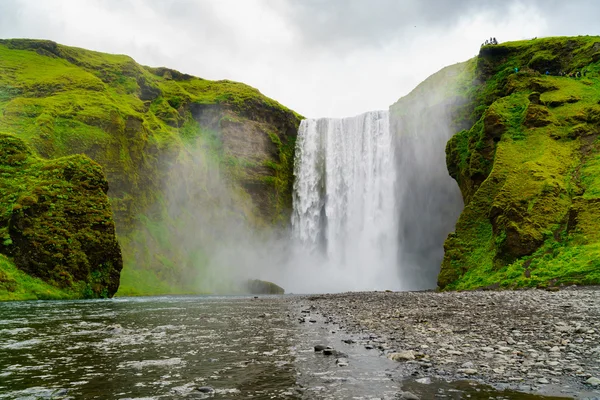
[441,35,600,290]
[0,133,122,299]
[0,39,302,296]
[245,279,285,295]
[0,254,85,301]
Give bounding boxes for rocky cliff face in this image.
[389,62,473,288]
[0,39,301,296]
[0,133,122,300]
[440,36,600,289]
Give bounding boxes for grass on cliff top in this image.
[0,40,298,155]
[0,255,79,301]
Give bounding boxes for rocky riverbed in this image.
[295,287,600,399]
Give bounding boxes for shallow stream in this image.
[0,296,579,399]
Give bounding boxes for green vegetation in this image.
[0,133,122,301]
[0,39,302,297]
[440,36,600,290]
[0,254,82,300]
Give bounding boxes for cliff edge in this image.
[440,36,600,289]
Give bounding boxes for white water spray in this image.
[291,111,400,291]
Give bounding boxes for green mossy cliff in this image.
[0,39,301,296]
[440,36,600,290]
[0,133,122,300]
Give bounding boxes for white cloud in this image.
[0,0,597,117]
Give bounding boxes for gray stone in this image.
[388,350,415,361]
[586,377,600,386]
[336,358,348,367]
[458,368,478,375]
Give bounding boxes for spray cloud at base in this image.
[125,75,466,294]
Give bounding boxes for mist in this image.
[391,66,468,290]
[125,65,467,295]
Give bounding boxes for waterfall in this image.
[291,110,400,291]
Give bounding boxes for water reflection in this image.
[0,297,589,399]
[0,296,299,399]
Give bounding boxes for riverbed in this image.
[0,291,598,399]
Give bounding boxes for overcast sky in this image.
[1,0,599,117]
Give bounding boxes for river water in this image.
[0,296,574,399]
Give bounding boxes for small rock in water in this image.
[365,344,374,350]
[538,378,549,384]
[103,324,122,334]
[415,377,431,384]
[388,350,415,362]
[314,345,327,352]
[322,347,335,356]
[196,386,215,393]
[342,339,355,344]
[336,358,349,366]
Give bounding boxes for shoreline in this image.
[293,287,600,399]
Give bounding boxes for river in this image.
[0,296,579,399]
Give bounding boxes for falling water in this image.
[291,111,400,291]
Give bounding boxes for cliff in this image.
[440,36,600,289]
[0,39,301,296]
[0,133,121,300]
[389,61,473,288]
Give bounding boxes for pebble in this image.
[301,287,600,396]
[388,350,415,362]
[103,324,122,334]
[586,377,600,386]
[458,368,478,375]
[336,358,348,367]
[196,386,215,393]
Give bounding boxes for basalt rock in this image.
[246,279,285,295]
